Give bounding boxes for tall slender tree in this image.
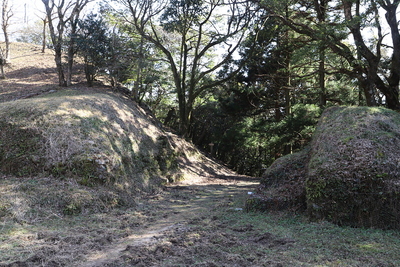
[1,0,12,63]
[41,16,48,53]
[314,0,328,107]
[260,0,400,110]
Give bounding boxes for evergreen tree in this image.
[77,13,111,87]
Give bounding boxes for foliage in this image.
[118,26,174,104]
[196,0,361,176]
[76,13,112,86]
[258,0,400,109]
[91,5,175,105]
[191,100,321,176]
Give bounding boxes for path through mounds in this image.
[80,175,260,266]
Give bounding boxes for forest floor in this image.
[1,43,400,266]
[2,173,400,267]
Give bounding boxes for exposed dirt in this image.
[0,42,58,102]
[79,176,261,267]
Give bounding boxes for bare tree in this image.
[41,0,91,86]
[1,0,12,63]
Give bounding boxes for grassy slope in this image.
[1,89,169,178]
[0,88,174,219]
[0,87,237,217]
[0,42,58,102]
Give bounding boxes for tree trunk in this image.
[66,42,74,87]
[0,63,5,79]
[84,56,94,87]
[314,0,327,107]
[2,0,11,63]
[178,91,187,135]
[66,17,77,87]
[41,17,47,53]
[43,0,67,87]
[54,44,66,87]
[3,28,9,62]
[318,46,326,107]
[133,36,144,102]
[360,78,377,106]
[42,0,89,88]
[382,1,400,110]
[343,0,400,109]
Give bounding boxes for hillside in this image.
[0,42,58,102]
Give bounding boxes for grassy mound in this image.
[0,88,200,219]
[252,106,400,229]
[0,89,183,187]
[246,148,308,212]
[307,106,400,229]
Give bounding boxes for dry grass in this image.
[0,86,226,221]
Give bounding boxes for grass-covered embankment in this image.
[253,106,400,230]
[0,88,193,218]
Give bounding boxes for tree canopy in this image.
[119,0,255,135]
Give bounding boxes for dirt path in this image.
[79,175,259,266]
[1,174,269,267]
